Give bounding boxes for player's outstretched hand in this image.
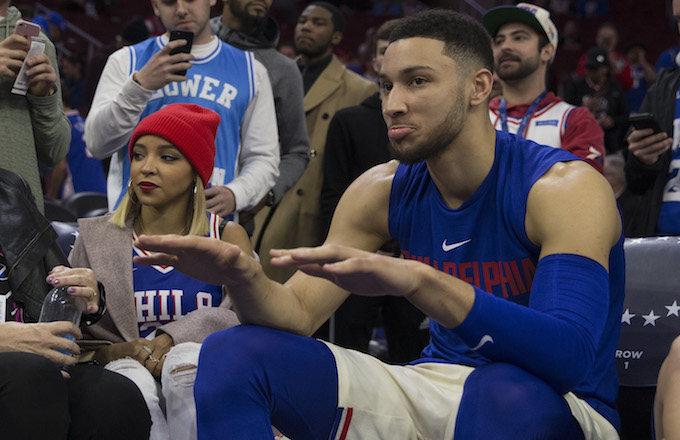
[133,234,255,287]
[270,244,420,298]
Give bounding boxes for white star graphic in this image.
[621,309,636,325]
[657,236,671,241]
[630,238,645,245]
[642,310,660,327]
[667,301,680,317]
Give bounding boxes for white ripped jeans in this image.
[105,342,201,440]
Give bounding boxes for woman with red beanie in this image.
[45,103,253,440]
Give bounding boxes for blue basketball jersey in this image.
[132,213,224,337]
[388,131,625,422]
[113,37,256,209]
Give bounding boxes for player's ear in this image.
[469,68,493,107]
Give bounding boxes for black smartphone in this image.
[169,30,194,76]
[629,112,662,134]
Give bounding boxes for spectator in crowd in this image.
[623,0,680,237]
[319,18,427,363]
[60,53,86,111]
[0,0,70,213]
[625,42,656,113]
[564,47,629,154]
[44,83,107,201]
[85,0,279,220]
[210,0,310,230]
[0,167,152,440]
[484,2,606,172]
[46,10,66,45]
[655,40,680,72]
[573,0,610,19]
[134,10,624,439]
[53,103,252,440]
[372,0,402,17]
[576,22,633,91]
[252,1,377,284]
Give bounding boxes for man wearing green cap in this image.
[484,2,606,173]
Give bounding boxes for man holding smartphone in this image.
[623,0,680,237]
[0,0,70,213]
[85,0,279,220]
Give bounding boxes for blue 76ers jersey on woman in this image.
[113,37,255,208]
[132,213,224,337]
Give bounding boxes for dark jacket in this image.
[623,68,680,236]
[319,92,391,229]
[0,169,68,322]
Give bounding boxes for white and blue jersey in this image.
[132,213,224,338]
[657,86,680,234]
[112,37,256,209]
[388,131,625,427]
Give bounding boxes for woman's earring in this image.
[128,180,139,205]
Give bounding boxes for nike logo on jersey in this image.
[471,334,494,351]
[442,239,471,252]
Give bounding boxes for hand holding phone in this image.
[629,112,662,134]
[13,19,41,40]
[627,112,671,166]
[169,30,193,77]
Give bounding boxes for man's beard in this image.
[496,54,540,82]
[391,89,466,165]
[230,1,268,30]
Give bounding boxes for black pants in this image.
[331,294,429,364]
[0,352,151,439]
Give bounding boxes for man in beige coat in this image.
[253,1,377,284]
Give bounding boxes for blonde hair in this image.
[110,177,210,236]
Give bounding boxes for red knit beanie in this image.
[128,103,220,187]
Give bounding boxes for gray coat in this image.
[69,214,240,344]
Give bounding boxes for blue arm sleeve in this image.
[453,253,609,393]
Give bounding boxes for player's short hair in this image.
[390,9,494,74]
[310,1,346,33]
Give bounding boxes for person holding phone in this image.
[622,1,680,237]
[0,0,70,213]
[85,0,279,222]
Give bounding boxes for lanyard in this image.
[499,91,547,138]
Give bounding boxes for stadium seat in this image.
[616,236,680,440]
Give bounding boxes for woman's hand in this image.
[93,334,174,379]
[47,266,101,314]
[0,321,81,367]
